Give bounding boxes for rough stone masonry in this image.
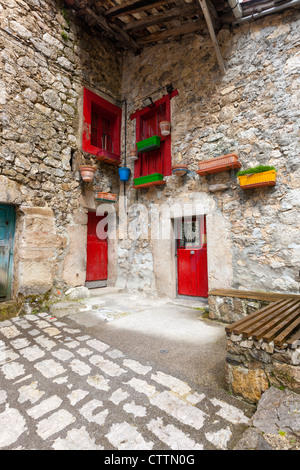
[0,0,122,299]
[0,0,299,312]
[120,9,300,301]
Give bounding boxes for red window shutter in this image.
[131,91,177,178]
[82,88,121,162]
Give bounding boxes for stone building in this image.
[0,0,299,318]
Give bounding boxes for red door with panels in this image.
[176,216,208,298]
[86,211,108,284]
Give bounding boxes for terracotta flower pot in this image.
[79,165,96,182]
[159,121,171,136]
[129,147,138,160]
[172,164,188,176]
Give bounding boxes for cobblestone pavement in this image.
[0,312,253,450]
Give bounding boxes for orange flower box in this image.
[197,153,241,175]
[95,192,118,203]
[95,149,120,166]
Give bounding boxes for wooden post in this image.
[197,0,225,75]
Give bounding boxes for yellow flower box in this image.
[238,170,276,189]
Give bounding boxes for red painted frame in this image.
[82,88,122,162]
[131,91,178,178]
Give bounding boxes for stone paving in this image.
[0,312,252,450]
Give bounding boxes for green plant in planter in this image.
[237,165,276,176]
[237,165,277,189]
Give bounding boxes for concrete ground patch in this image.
[0,290,257,450]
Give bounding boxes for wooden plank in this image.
[209,289,300,301]
[230,300,291,336]
[123,4,198,31]
[196,0,221,31]
[242,299,300,339]
[253,300,300,341]
[274,310,300,347]
[116,1,176,18]
[197,0,225,75]
[234,300,288,336]
[74,4,141,52]
[136,21,204,44]
[105,0,171,18]
[225,299,285,334]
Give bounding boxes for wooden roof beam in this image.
[197,0,225,74]
[104,0,172,18]
[136,20,205,44]
[67,2,141,53]
[123,4,199,31]
[203,0,221,31]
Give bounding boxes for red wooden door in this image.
[86,212,108,282]
[177,216,208,297]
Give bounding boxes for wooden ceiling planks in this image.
[64,0,235,68]
[104,0,175,18]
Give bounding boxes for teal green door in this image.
[0,205,15,300]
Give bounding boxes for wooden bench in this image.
[209,289,300,302]
[225,298,300,348]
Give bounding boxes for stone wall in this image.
[120,7,300,297]
[0,0,122,298]
[226,332,300,403]
[208,294,271,324]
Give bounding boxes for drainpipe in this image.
[232,0,300,24]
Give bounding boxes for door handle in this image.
[190,251,195,255]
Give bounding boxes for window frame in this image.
[82,87,122,163]
[176,215,207,250]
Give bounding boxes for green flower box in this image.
[136,136,161,153]
[133,173,164,186]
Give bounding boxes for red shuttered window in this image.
[131,91,178,178]
[82,88,122,165]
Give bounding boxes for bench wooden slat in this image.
[225,296,300,346]
[241,300,290,338]
[255,301,300,342]
[233,299,291,336]
[242,300,297,338]
[274,314,300,347]
[252,300,300,340]
[225,299,288,335]
[209,289,300,302]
